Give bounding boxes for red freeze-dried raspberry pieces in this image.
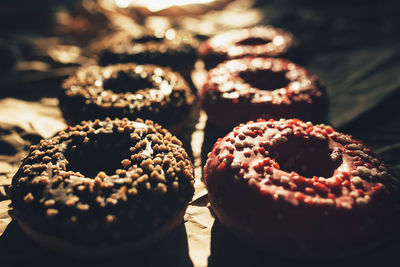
[263,157,271,165]
[248,131,258,138]
[354,160,363,166]
[325,127,334,134]
[253,162,265,173]
[315,182,329,194]
[293,176,307,186]
[327,193,336,200]
[341,172,350,179]
[326,178,341,188]
[216,162,227,172]
[342,180,351,188]
[252,148,259,155]
[374,184,383,191]
[266,166,274,174]
[225,154,234,162]
[305,187,315,195]
[277,125,286,131]
[295,192,306,201]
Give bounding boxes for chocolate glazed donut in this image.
[200,57,328,129]
[97,29,199,83]
[9,118,195,258]
[198,26,295,70]
[204,119,400,259]
[60,63,195,135]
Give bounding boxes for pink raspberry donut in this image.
[204,118,400,259]
[198,26,295,70]
[200,57,327,129]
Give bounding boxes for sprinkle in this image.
[106,214,116,223]
[76,203,90,211]
[44,199,55,207]
[314,182,329,194]
[280,176,290,184]
[356,197,368,207]
[231,161,241,169]
[46,209,59,216]
[356,166,372,179]
[351,176,363,187]
[216,162,227,172]
[24,193,34,203]
[121,159,132,168]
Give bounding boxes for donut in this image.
[9,118,195,257]
[198,26,295,70]
[200,57,327,129]
[204,118,400,259]
[97,29,199,81]
[59,63,195,134]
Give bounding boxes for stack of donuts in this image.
[8,19,400,261]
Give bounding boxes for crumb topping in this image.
[10,118,195,244]
[61,63,195,126]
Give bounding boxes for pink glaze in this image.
[198,26,294,70]
[200,57,327,129]
[204,119,400,258]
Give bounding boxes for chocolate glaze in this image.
[60,63,195,133]
[198,26,295,70]
[97,29,199,76]
[200,57,327,129]
[9,118,195,247]
[204,119,400,259]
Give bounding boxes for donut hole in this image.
[236,37,271,46]
[134,36,163,43]
[239,70,290,91]
[271,136,342,178]
[64,134,132,177]
[103,71,154,94]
